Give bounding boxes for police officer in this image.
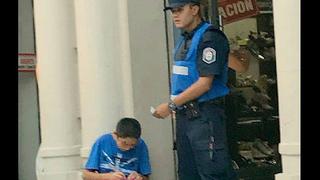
[152,0,238,179]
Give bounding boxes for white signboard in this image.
[18,53,36,72]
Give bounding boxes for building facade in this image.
[18,0,300,180]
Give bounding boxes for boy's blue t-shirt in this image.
[85,133,152,176]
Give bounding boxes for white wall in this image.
[127,0,176,179]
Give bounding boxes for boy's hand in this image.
[127,171,143,180]
[106,171,126,180]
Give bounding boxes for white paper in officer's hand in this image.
[150,106,156,114]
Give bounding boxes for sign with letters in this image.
[218,0,260,24]
[18,53,36,72]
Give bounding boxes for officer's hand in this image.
[153,103,171,119]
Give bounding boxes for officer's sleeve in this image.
[138,140,152,176]
[197,29,229,76]
[85,139,101,171]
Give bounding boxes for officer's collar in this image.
[181,20,206,39]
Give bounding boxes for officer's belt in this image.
[198,96,225,107]
[177,96,225,112]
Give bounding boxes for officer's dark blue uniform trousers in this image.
[176,101,238,180]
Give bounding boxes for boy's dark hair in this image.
[116,117,141,139]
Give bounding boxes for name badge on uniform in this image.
[202,47,216,64]
[173,65,188,75]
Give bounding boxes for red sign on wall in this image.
[18,53,37,72]
[218,0,260,25]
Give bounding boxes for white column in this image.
[273,0,300,179]
[33,0,81,179]
[74,0,134,165]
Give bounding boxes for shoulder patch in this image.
[202,47,216,64]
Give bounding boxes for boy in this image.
[82,117,151,180]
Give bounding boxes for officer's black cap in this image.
[164,0,201,11]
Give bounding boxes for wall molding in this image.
[39,145,81,158]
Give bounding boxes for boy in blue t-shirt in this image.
[82,117,151,180]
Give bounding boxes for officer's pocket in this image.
[192,140,228,175]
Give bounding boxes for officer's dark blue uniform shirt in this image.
[171,21,230,102]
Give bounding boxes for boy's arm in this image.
[82,169,126,180]
[82,169,101,180]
